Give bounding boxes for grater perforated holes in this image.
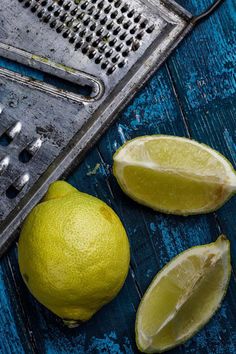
[116,43,124,52]
[6,173,30,199]
[75,39,83,49]
[19,138,43,163]
[31,4,40,12]
[24,1,31,8]
[86,34,93,42]
[112,54,120,63]
[38,9,45,18]
[147,24,155,33]
[81,45,89,54]
[56,24,64,33]
[123,20,131,29]
[0,122,22,147]
[88,49,96,58]
[60,13,69,22]
[0,156,10,175]
[19,0,155,74]
[121,4,129,12]
[134,14,141,23]
[80,28,87,37]
[113,26,121,35]
[98,43,107,53]
[126,37,133,46]
[70,7,77,15]
[100,16,108,25]
[93,10,101,20]
[140,19,148,28]
[54,8,62,17]
[117,15,124,24]
[64,2,72,10]
[105,49,113,58]
[43,14,52,23]
[118,59,125,67]
[97,1,104,9]
[106,21,114,30]
[66,18,74,27]
[114,0,121,8]
[62,29,70,38]
[90,23,96,31]
[95,55,102,64]
[127,9,134,18]
[130,26,137,35]
[110,10,118,19]
[101,60,109,69]
[50,19,58,28]
[81,1,89,10]
[92,38,100,47]
[77,12,85,20]
[0,132,11,147]
[119,32,127,40]
[87,6,95,15]
[69,34,77,43]
[104,5,111,14]
[48,4,55,11]
[106,65,116,75]
[109,38,117,46]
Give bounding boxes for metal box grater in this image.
[0,0,223,255]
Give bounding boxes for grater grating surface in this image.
[0,0,224,255]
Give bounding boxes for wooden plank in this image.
[0,252,35,354]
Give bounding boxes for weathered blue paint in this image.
[0,0,236,353]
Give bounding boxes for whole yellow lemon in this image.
[18,181,130,326]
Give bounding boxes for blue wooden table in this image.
[0,0,236,353]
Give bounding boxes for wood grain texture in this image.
[0,0,236,353]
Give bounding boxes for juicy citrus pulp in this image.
[18,181,130,324]
[113,136,236,215]
[135,235,231,353]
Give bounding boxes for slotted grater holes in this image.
[19,0,155,75]
[19,137,43,163]
[6,173,30,199]
[0,122,22,147]
[0,156,10,175]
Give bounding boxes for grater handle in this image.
[191,0,225,24]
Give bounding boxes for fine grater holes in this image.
[6,173,30,200]
[20,0,155,74]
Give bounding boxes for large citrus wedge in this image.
[113,136,236,215]
[135,236,231,353]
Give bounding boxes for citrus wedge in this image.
[113,136,236,215]
[135,235,231,353]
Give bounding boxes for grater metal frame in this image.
[0,0,224,256]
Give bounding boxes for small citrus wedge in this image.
[135,235,231,353]
[113,136,236,215]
